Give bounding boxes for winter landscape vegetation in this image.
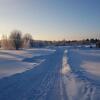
[0,0,100,100]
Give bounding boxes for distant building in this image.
[96,42,100,48]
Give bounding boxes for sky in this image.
[0,0,100,40]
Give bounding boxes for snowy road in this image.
[0,47,100,100]
[0,48,65,100]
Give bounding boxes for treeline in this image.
[26,38,100,48]
[51,39,100,47]
[33,39,100,48]
[0,30,33,50]
[0,30,100,49]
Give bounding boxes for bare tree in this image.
[9,30,22,50]
[1,34,11,49]
[23,33,33,48]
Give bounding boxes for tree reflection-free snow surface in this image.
[0,47,100,100]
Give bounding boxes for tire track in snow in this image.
[0,50,59,100]
[28,66,59,100]
[0,48,99,100]
[26,49,65,100]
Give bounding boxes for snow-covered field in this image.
[68,48,100,81]
[0,48,55,79]
[65,47,100,100]
[0,46,99,100]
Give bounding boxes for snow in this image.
[68,48,100,80]
[61,50,71,74]
[61,50,78,100]
[81,61,100,76]
[0,46,99,100]
[67,47,100,100]
[0,48,55,79]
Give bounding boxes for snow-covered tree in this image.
[9,30,22,50]
[23,33,33,48]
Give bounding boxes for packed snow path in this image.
[0,47,100,100]
[0,48,65,100]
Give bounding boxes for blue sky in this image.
[0,0,100,40]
